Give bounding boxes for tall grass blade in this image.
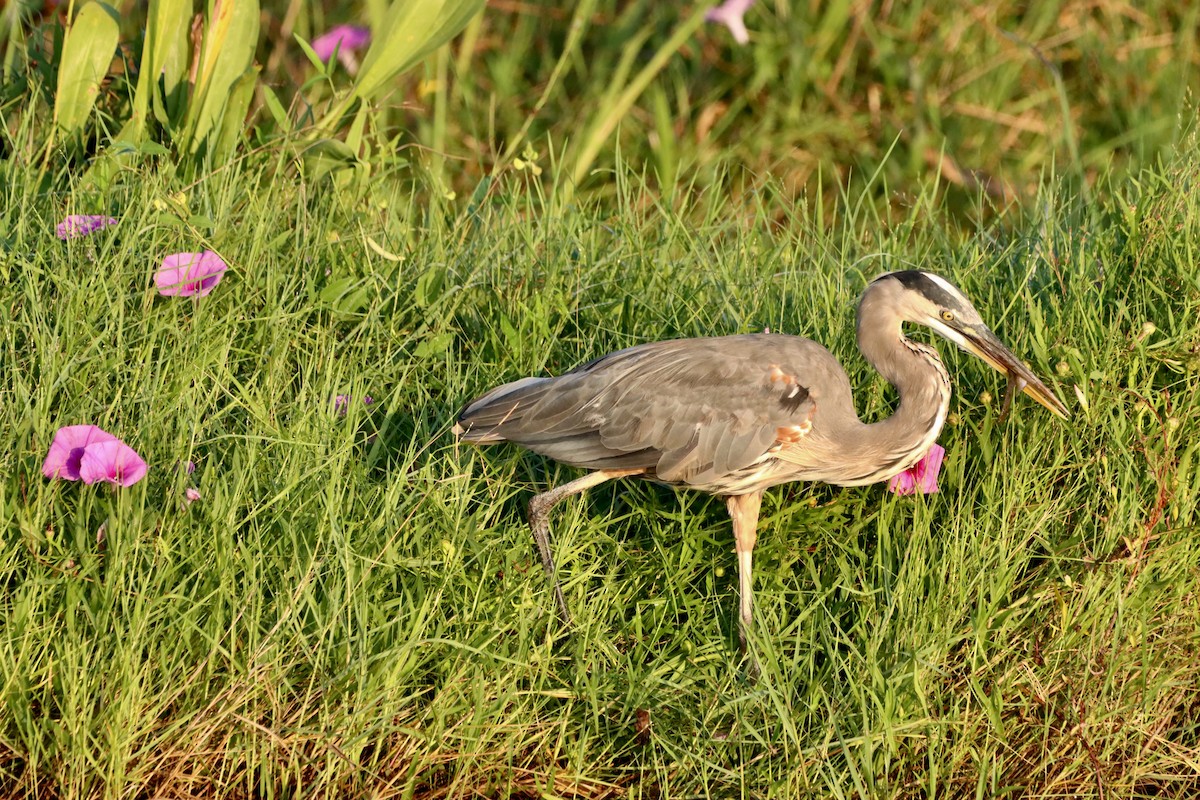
[566,5,708,199]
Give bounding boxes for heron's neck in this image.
[841,303,951,484]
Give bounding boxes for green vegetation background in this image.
[2,1,1199,797]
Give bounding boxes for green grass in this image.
[4,1,1197,211]
[402,0,1199,210]
[0,1,1199,794]
[1,128,1199,797]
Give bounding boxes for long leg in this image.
[528,468,643,626]
[725,491,763,654]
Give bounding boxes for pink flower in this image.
[706,0,754,45]
[42,425,147,487]
[334,394,375,416]
[888,444,945,496]
[312,25,371,63]
[57,215,117,240]
[155,251,228,297]
[79,440,149,487]
[185,487,201,504]
[43,425,116,480]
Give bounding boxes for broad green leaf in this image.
[2,4,30,84]
[319,276,358,305]
[326,102,375,193]
[303,138,358,163]
[211,65,260,164]
[300,138,361,182]
[344,102,370,157]
[187,214,218,230]
[354,0,484,101]
[260,85,292,133]
[499,313,520,355]
[81,150,124,191]
[152,211,186,229]
[319,277,371,316]
[129,0,191,140]
[53,1,119,138]
[413,331,454,359]
[310,0,483,136]
[81,115,171,191]
[185,0,259,156]
[293,33,327,73]
[364,0,389,32]
[188,214,217,231]
[414,265,446,310]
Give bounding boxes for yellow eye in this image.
[940,310,955,322]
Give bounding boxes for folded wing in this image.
[455,334,844,487]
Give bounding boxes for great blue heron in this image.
[453,270,1068,648]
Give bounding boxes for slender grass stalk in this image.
[565,5,708,201]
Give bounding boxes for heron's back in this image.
[455,334,856,491]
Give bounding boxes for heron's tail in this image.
[452,376,552,442]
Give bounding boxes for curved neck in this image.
[828,288,951,485]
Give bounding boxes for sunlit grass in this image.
[0,1,1197,797]
[2,127,1199,797]
[433,0,1198,214]
[3,1,1196,215]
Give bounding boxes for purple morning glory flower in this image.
[888,444,945,496]
[42,424,147,487]
[334,394,374,416]
[57,215,118,240]
[706,0,754,45]
[312,25,371,62]
[155,251,228,297]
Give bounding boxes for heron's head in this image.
[865,270,1070,419]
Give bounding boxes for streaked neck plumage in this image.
[824,283,952,486]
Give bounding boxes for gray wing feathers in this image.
[456,334,834,486]
[454,376,552,442]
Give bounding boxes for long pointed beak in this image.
[953,325,1070,419]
